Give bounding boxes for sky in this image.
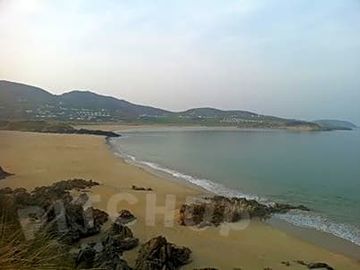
[0,0,360,123]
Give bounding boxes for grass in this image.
[0,196,74,269]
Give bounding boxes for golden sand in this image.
[0,130,359,269]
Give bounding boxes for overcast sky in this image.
[1,0,359,123]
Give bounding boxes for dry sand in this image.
[0,130,359,269]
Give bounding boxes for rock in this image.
[102,223,139,251]
[75,223,138,269]
[115,209,136,224]
[75,245,96,269]
[86,207,109,228]
[295,261,335,270]
[281,261,291,266]
[271,203,310,213]
[179,196,310,227]
[307,262,335,270]
[0,166,13,180]
[74,193,89,205]
[135,236,191,270]
[132,185,153,191]
[108,223,134,239]
[76,242,132,270]
[102,233,139,251]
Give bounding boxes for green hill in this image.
[0,80,329,130]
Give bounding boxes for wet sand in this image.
[0,130,359,269]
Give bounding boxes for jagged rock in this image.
[179,196,309,227]
[75,223,138,269]
[0,166,13,180]
[102,222,139,251]
[86,207,109,228]
[1,179,105,243]
[135,236,191,270]
[116,209,136,224]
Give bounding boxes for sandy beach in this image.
[0,129,359,269]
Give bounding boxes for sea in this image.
[109,127,360,249]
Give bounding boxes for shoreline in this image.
[1,129,359,269]
[107,131,360,261]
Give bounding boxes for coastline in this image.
[0,129,359,269]
[107,129,360,261]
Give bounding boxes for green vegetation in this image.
[1,80,354,131]
[0,120,120,137]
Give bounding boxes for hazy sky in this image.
[1,0,359,123]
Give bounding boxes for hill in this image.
[0,80,325,130]
[0,80,170,121]
[314,120,357,130]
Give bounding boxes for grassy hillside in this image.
[0,80,325,130]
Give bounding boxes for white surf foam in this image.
[275,211,360,246]
[109,138,360,247]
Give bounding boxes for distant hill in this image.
[0,80,334,130]
[314,120,357,130]
[0,80,170,121]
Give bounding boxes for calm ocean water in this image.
[110,127,360,246]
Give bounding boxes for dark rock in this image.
[271,203,310,213]
[281,261,291,266]
[86,207,109,228]
[74,128,120,138]
[179,196,310,227]
[307,262,334,270]
[116,209,136,224]
[0,166,13,180]
[132,185,153,191]
[75,223,138,269]
[75,245,96,269]
[295,261,335,270]
[102,223,139,251]
[108,223,134,239]
[135,236,191,270]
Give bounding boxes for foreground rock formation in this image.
[0,179,193,269]
[179,195,310,226]
[75,223,139,269]
[135,236,191,270]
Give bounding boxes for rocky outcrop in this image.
[75,223,138,269]
[0,166,13,180]
[179,196,309,227]
[115,209,136,225]
[0,179,107,243]
[135,236,191,270]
